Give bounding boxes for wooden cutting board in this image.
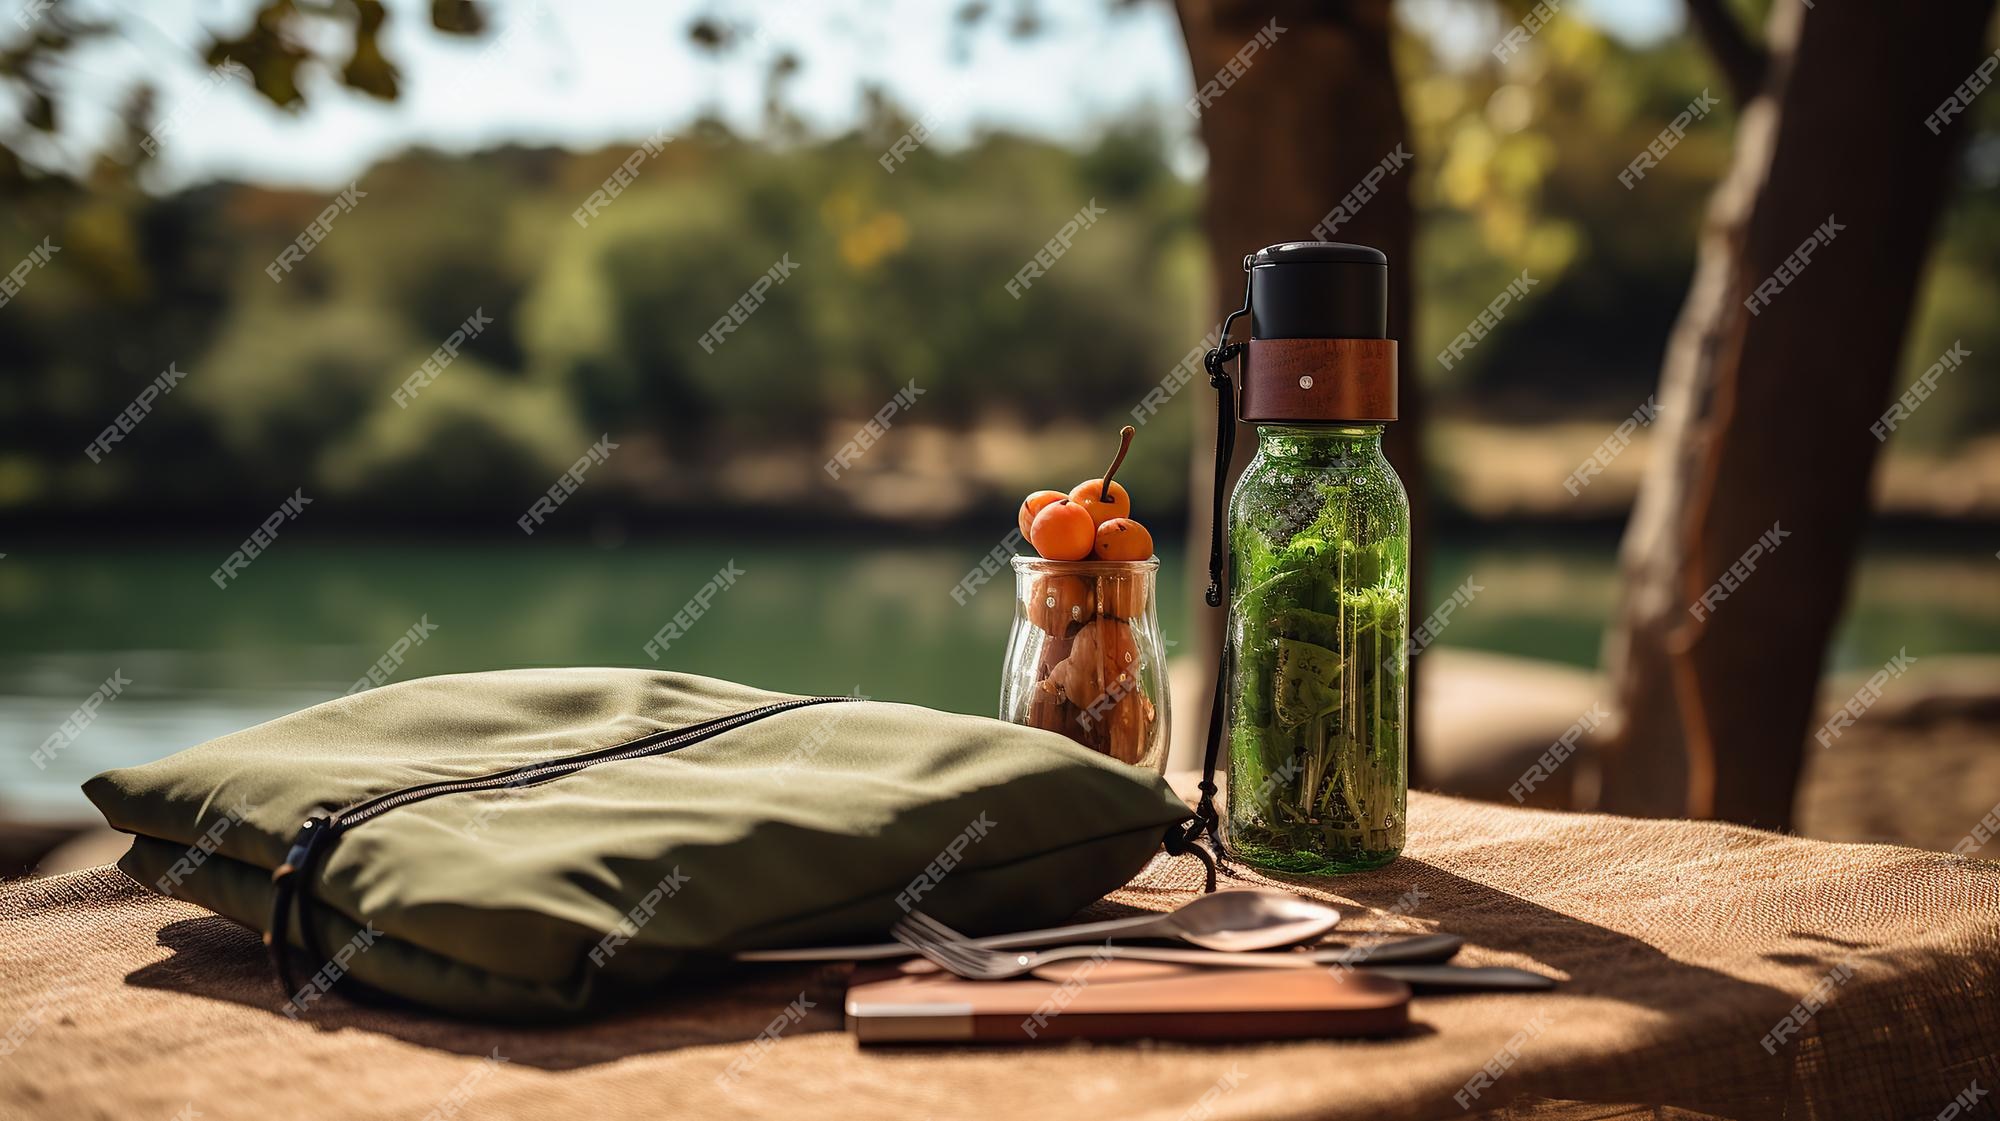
[845,958,1411,1044]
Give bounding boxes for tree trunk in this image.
[1171,0,1424,775]
[1597,0,1995,827]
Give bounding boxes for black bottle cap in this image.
[1247,242,1389,340]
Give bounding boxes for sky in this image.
[7,0,1682,191]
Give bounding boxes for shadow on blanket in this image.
[124,914,849,1070]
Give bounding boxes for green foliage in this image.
[2,2,1996,527]
[1404,17,1730,413]
[0,126,1205,521]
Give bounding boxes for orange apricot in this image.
[1036,632,1074,679]
[1027,688,1071,735]
[1025,575,1094,634]
[1069,479,1131,526]
[1070,425,1137,525]
[1017,489,1066,543]
[1029,498,1096,561]
[1097,572,1150,620]
[1047,617,1142,708]
[1092,517,1154,561]
[1107,692,1154,765]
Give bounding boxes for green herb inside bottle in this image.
[1224,424,1409,873]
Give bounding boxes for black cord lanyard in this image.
[1163,263,1254,890]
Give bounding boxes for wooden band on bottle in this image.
[1239,338,1399,423]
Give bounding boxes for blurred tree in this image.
[1172,0,1427,771]
[1598,0,1998,828]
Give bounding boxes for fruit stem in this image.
[1099,425,1135,501]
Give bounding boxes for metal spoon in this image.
[733,889,1341,963]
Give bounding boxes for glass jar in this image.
[1000,557,1170,774]
[1223,424,1409,872]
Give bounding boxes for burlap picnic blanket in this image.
[3,790,1996,1121]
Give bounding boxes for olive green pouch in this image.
[83,669,1192,1020]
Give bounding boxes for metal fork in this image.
[890,911,1553,991]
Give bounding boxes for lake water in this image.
[5,533,1993,819]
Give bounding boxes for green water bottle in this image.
[1194,243,1409,875]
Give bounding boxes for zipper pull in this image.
[266,813,332,1001]
[272,814,331,886]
